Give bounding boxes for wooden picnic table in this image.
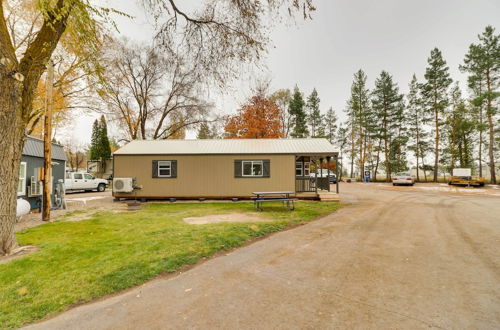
[251,191,297,211]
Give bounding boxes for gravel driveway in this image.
[26,183,500,329]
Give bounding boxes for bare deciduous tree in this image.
[97,40,213,141]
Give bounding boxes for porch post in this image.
[314,157,318,194]
[326,156,331,192]
[319,158,324,191]
[335,153,339,194]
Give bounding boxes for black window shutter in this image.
[263,160,270,177]
[234,160,242,178]
[152,160,158,178]
[171,160,177,178]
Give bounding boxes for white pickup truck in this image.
[65,172,108,192]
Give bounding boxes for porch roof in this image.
[115,138,338,156]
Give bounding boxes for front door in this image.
[295,158,315,192]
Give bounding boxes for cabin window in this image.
[304,162,310,176]
[295,162,303,176]
[18,162,27,196]
[234,160,270,178]
[152,160,177,178]
[74,173,83,180]
[158,161,172,177]
[84,174,94,180]
[242,160,263,177]
[296,161,310,177]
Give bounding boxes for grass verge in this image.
[0,201,340,328]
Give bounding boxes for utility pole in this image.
[42,60,54,221]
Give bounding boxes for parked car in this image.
[310,169,337,184]
[65,172,109,192]
[391,172,415,186]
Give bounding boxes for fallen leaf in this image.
[17,287,28,295]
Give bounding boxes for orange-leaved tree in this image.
[224,93,284,139]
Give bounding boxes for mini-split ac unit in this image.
[113,178,134,193]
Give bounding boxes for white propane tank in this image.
[17,199,31,217]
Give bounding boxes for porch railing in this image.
[295,177,315,192]
[317,177,330,190]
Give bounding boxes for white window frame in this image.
[158,161,172,177]
[18,162,27,196]
[295,162,303,177]
[304,162,310,176]
[242,160,264,177]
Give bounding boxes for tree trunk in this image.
[421,154,428,182]
[0,79,24,254]
[486,71,496,184]
[415,122,420,182]
[487,113,496,184]
[434,107,439,182]
[0,0,71,254]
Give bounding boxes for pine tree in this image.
[197,122,212,139]
[346,70,371,180]
[289,86,308,138]
[371,71,404,181]
[445,83,475,170]
[421,48,453,182]
[336,124,349,179]
[407,74,430,182]
[461,26,499,183]
[323,107,338,143]
[306,88,321,137]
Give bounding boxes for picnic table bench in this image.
[251,191,297,211]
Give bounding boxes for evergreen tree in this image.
[371,71,405,180]
[323,107,338,143]
[445,83,475,169]
[407,74,430,182]
[461,26,499,183]
[99,115,111,160]
[197,122,212,139]
[89,116,111,173]
[306,88,321,137]
[346,70,371,180]
[421,48,453,182]
[289,86,308,138]
[89,119,100,160]
[336,124,349,179]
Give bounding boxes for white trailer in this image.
[452,168,472,177]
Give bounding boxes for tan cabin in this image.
[112,139,338,200]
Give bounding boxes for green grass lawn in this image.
[0,201,340,329]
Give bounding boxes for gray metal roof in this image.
[23,136,67,161]
[114,138,338,156]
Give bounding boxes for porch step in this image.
[318,192,340,202]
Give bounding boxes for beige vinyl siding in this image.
[114,154,295,198]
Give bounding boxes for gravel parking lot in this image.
[15,190,118,232]
[27,182,500,329]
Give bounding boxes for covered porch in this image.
[294,153,339,201]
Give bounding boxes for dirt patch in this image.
[0,245,38,264]
[183,212,270,225]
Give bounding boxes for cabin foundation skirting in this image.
[113,194,321,201]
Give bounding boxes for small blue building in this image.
[17,136,67,209]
